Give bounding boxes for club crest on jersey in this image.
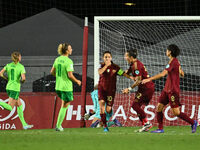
[135,70,140,75]
[107,69,110,72]
[166,64,170,69]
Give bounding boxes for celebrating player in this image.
[142,44,198,133]
[51,43,81,132]
[122,49,155,132]
[0,52,33,130]
[98,51,133,132]
[84,84,122,128]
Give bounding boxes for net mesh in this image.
[98,19,200,127]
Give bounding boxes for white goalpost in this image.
[94,16,200,127]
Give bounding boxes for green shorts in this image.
[56,90,73,102]
[6,90,20,100]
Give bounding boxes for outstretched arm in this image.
[142,70,168,84]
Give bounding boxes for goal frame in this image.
[94,16,200,85]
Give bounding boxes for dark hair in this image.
[103,51,112,57]
[127,49,137,58]
[167,44,180,58]
[58,43,70,55]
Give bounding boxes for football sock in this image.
[100,113,107,127]
[106,111,113,121]
[132,102,146,121]
[56,105,69,128]
[0,101,12,111]
[17,105,27,127]
[157,112,163,129]
[178,112,195,125]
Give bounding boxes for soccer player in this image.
[0,52,33,130]
[98,51,133,132]
[122,49,155,132]
[84,84,122,128]
[142,44,198,133]
[51,43,81,132]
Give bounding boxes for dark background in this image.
[1,0,200,27]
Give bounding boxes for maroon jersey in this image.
[98,62,123,92]
[127,59,154,91]
[164,58,180,94]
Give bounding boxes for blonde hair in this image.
[11,52,21,63]
[57,43,69,55]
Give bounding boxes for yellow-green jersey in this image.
[4,62,26,92]
[53,55,74,92]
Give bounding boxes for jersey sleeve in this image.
[66,60,74,72]
[134,62,142,77]
[53,59,57,68]
[21,65,26,74]
[165,62,173,72]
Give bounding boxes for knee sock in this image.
[17,105,27,127]
[132,102,146,124]
[100,113,107,127]
[157,112,163,130]
[56,105,69,128]
[178,112,194,125]
[0,101,12,111]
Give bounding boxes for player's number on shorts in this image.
[136,93,142,99]
[58,64,61,77]
[107,96,112,102]
[11,69,14,80]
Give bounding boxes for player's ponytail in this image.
[11,52,21,63]
[57,43,69,55]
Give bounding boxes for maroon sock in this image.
[132,102,146,122]
[178,112,194,125]
[157,112,163,130]
[100,113,107,127]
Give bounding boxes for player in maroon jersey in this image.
[142,44,197,133]
[122,49,155,132]
[98,51,133,132]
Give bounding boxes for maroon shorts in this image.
[98,86,116,107]
[133,86,155,106]
[159,91,181,108]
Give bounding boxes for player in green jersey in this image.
[0,52,33,130]
[51,43,81,131]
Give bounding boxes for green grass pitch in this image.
[0,126,199,150]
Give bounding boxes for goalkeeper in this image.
[84,85,122,128]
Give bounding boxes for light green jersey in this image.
[4,62,26,92]
[53,55,74,91]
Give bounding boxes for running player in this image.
[142,44,198,133]
[122,49,155,132]
[0,52,33,130]
[98,51,133,132]
[51,43,81,131]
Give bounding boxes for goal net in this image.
[94,16,200,127]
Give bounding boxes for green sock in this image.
[17,105,27,127]
[56,105,69,128]
[0,101,12,111]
